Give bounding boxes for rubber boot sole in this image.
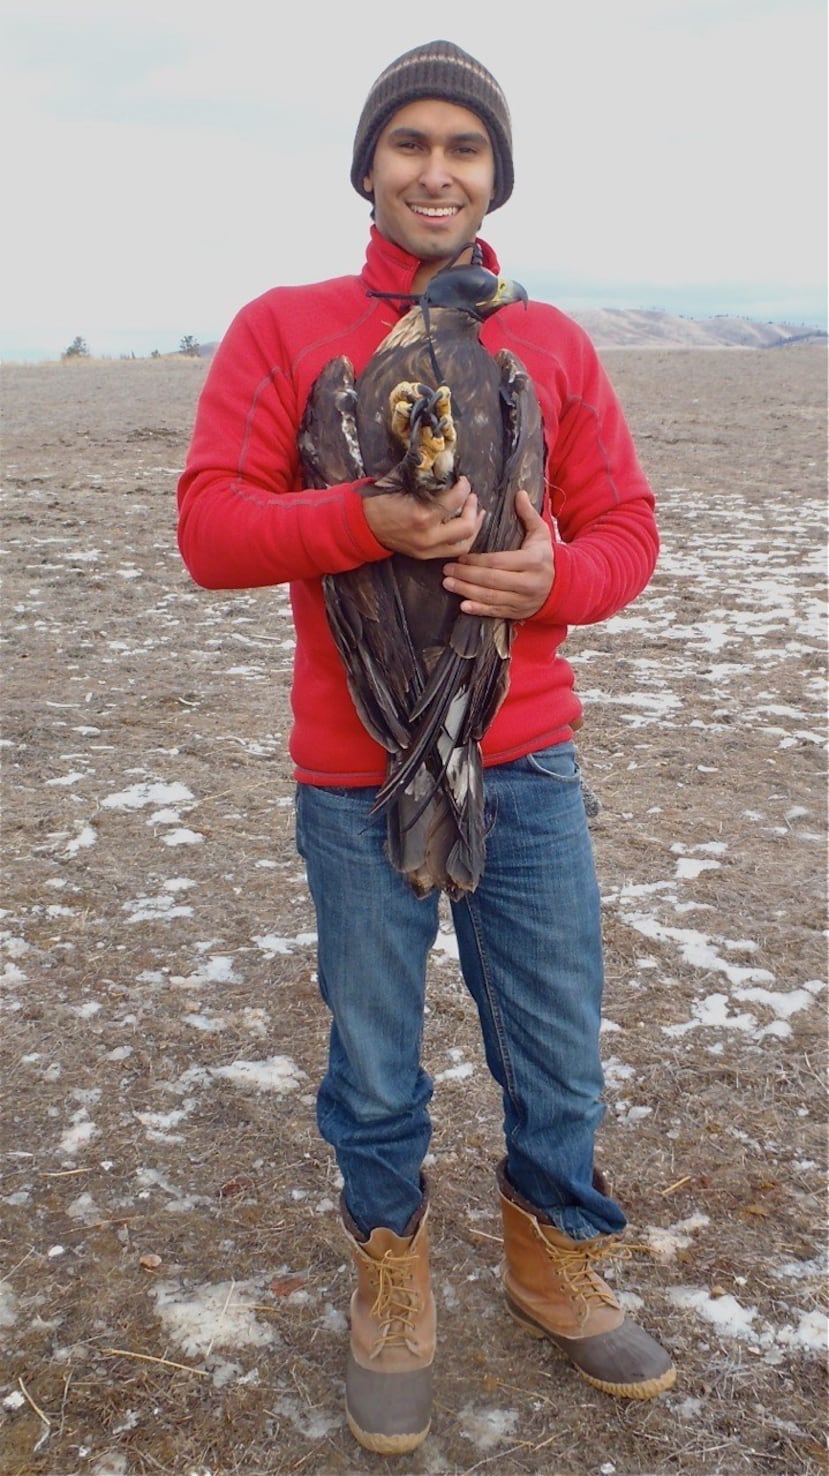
[506,1293,676,1400]
[345,1407,431,1455]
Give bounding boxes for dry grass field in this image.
[1,344,826,1476]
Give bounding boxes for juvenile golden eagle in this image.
[298,258,545,898]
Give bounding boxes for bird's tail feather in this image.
[372,650,466,814]
[384,739,485,898]
[372,626,509,817]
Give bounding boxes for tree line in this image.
[61,336,202,360]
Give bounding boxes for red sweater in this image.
[177,229,658,786]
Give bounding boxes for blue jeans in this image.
[294,743,626,1242]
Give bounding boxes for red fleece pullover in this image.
[177,229,658,786]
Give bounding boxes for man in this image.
[177,39,675,1456]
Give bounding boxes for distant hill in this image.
[566,308,826,349]
[199,309,825,358]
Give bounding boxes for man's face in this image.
[364,99,496,283]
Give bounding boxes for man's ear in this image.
[363,172,373,194]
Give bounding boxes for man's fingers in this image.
[436,476,471,522]
[444,562,516,592]
[515,487,543,523]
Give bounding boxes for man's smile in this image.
[408,203,462,218]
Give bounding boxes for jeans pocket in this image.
[524,742,581,785]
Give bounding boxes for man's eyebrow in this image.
[386,126,490,146]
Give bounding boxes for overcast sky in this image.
[2,0,826,360]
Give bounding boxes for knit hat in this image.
[351,40,514,213]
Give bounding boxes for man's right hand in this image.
[362,476,485,559]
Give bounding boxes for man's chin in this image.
[410,232,473,265]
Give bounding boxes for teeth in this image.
[411,205,459,217]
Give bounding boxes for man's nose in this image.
[418,150,453,191]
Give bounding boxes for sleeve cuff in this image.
[342,480,392,565]
[527,540,571,625]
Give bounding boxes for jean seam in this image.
[461,898,521,1113]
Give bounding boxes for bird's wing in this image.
[297,355,364,488]
[297,355,424,752]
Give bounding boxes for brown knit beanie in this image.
[351,40,514,213]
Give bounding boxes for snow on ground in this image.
[1,351,825,1473]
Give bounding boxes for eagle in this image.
[298,254,545,899]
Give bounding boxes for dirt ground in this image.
[1,345,826,1476]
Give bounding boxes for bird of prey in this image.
[298,255,545,899]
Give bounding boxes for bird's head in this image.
[420,262,528,320]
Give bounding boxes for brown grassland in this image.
[1,345,826,1475]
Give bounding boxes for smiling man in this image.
[177,39,675,1456]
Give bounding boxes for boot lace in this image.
[539,1231,628,1314]
[367,1246,421,1357]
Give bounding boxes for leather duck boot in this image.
[341,1193,436,1454]
[497,1161,675,1399]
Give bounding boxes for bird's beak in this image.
[486,277,529,312]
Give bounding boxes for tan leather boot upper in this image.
[349,1214,436,1371]
[500,1183,624,1338]
[343,1202,436,1453]
[497,1161,675,1399]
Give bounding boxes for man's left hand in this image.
[442,489,554,619]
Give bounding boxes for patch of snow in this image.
[775,1310,828,1352]
[435,1062,475,1083]
[182,1013,226,1033]
[733,984,822,1019]
[317,1303,348,1334]
[269,1395,339,1439]
[603,1057,635,1086]
[67,1192,101,1222]
[123,894,194,923]
[663,993,758,1036]
[614,1103,653,1124]
[623,914,775,987]
[1,935,29,959]
[59,1112,99,1156]
[72,1001,102,1019]
[102,781,194,811]
[135,1104,195,1132]
[179,1056,307,1094]
[161,828,204,846]
[431,926,460,962]
[774,1256,826,1282]
[675,1397,705,1419]
[153,1278,277,1358]
[675,858,721,880]
[458,1403,519,1450]
[0,1281,19,1331]
[643,1214,710,1262]
[253,931,316,957]
[668,1285,829,1355]
[65,824,97,856]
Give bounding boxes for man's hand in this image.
[442,489,554,619]
[362,476,485,559]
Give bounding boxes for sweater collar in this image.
[359,225,501,308]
